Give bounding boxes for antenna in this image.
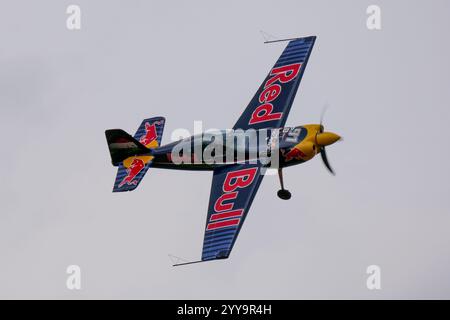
[263,37,303,44]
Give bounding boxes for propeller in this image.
[319,103,329,129]
[316,104,338,175]
[320,147,335,175]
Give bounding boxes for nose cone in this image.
[316,132,341,146]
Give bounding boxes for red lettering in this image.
[223,168,258,192]
[258,84,281,103]
[249,103,282,125]
[265,63,301,87]
[207,218,240,231]
[214,192,238,212]
[248,64,301,125]
[210,209,243,222]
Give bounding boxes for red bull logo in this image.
[139,121,162,147]
[118,158,145,188]
[282,147,306,162]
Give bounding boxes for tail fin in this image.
[105,117,165,192]
[105,129,149,166]
[133,116,165,148]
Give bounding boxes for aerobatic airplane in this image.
[105,36,341,265]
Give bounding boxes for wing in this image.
[233,36,316,131]
[201,163,265,261]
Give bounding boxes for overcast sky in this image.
[1,0,449,299]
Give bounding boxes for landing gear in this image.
[277,189,291,200]
[277,168,291,200]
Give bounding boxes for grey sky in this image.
[0,0,449,299]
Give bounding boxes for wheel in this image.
[277,189,291,200]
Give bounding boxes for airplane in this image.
[105,36,341,266]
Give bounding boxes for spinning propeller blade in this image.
[317,104,338,175]
[320,147,335,175]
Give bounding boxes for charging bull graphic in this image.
[118,158,145,188]
[139,121,163,147]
